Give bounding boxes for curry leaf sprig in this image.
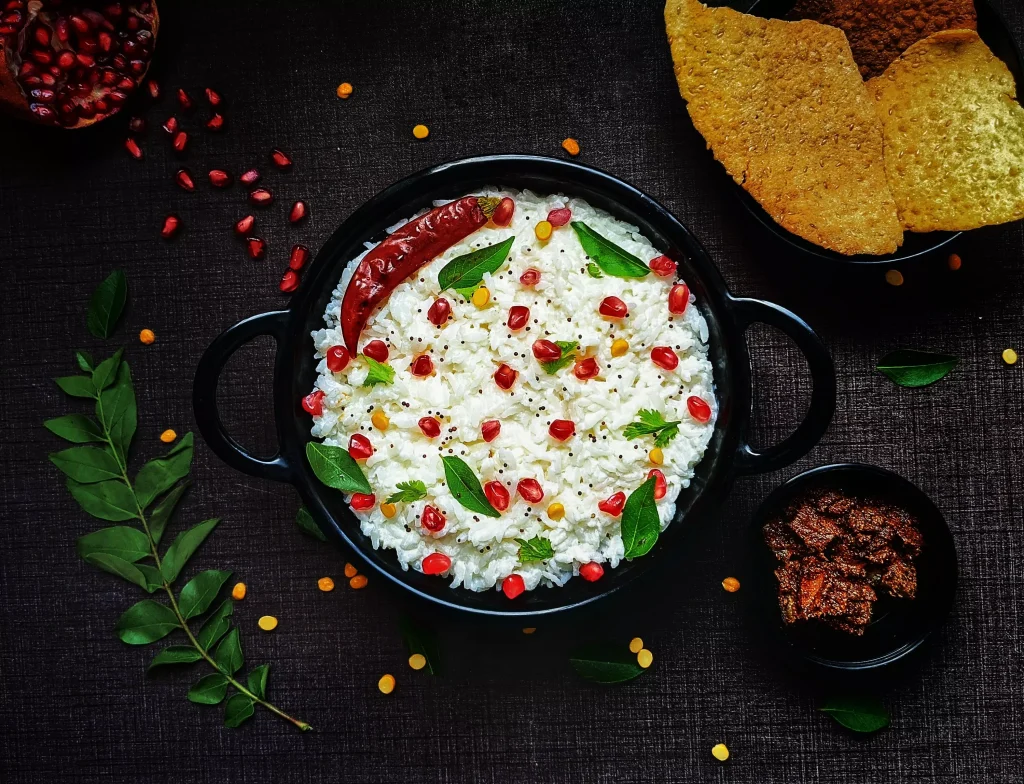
[47,271,309,731]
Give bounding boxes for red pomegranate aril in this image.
[599,296,628,319]
[326,346,351,373]
[289,244,310,271]
[421,553,451,575]
[350,492,375,511]
[484,481,510,512]
[532,339,562,362]
[30,49,52,66]
[280,270,299,297]
[56,50,76,70]
[649,469,667,500]
[55,17,69,42]
[30,103,55,121]
[107,90,128,106]
[175,169,194,191]
[128,115,145,133]
[162,116,178,134]
[481,419,500,443]
[573,357,599,381]
[668,283,690,315]
[129,59,146,75]
[208,169,231,188]
[160,214,180,238]
[494,363,518,390]
[234,215,255,236]
[363,340,389,362]
[270,147,292,169]
[519,267,540,286]
[172,130,187,153]
[427,297,451,327]
[301,389,324,416]
[176,87,192,110]
[205,113,224,131]
[410,354,433,377]
[649,255,677,277]
[98,31,112,52]
[348,433,373,460]
[249,188,273,206]
[32,24,49,47]
[491,196,515,227]
[598,492,626,516]
[29,88,54,102]
[124,137,142,159]
[507,305,529,331]
[239,169,260,186]
[517,478,544,504]
[579,562,605,582]
[73,53,93,68]
[421,505,446,533]
[687,395,712,424]
[204,87,222,106]
[502,574,526,600]
[70,15,90,35]
[549,419,575,441]
[40,72,56,87]
[246,237,266,260]
[147,79,160,100]
[418,416,441,438]
[651,346,679,371]
[289,200,307,223]
[547,207,572,226]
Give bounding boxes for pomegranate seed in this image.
[129,59,147,75]
[289,200,307,223]
[246,237,266,260]
[56,50,76,70]
[270,147,293,169]
[650,255,677,277]
[547,207,572,226]
[176,88,192,110]
[30,104,56,121]
[427,297,451,327]
[29,88,54,102]
[348,433,373,460]
[651,346,679,371]
[481,419,501,443]
[599,296,628,319]
[549,419,575,441]
[146,79,160,99]
[491,196,515,227]
[502,574,526,600]
[289,244,310,271]
[279,271,299,293]
[234,215,255,236]
[208,169,231,187]
[410,354,433,377]
[507,305,529,331]
[421,553,451,575]
[160,214,180,239]
[579,562,605,582]
[421,505,446,533]
[205,87,223,106]
[598,492,626,517]
[301,389,324,416]
[172,130,188,153]
[239,169,260,186]
[687,395,712,423]
[124,137,143,159]
[519,268,540,286]
[175,169,195,191]
[98,31,112,52]
[363,340,388,362]
[249,188,273,206]
[668,283,690,315]
[484,481,510,512]
[162,116,178,134]
[517,478,544,504]
[494,363,518,390]
[33,25,49,47]
[128,116,146,133]
[350,492,375,511]
[326,346,350,372]
[648,469,667,500]
[55,18,69,43]
[205,113,224,131]
[72,53,91,67]
[573,357,599,381]
[70,16,90,35]
[532,340,562,362]
[418,417,441,438]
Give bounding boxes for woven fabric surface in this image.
[1,1,1022,782]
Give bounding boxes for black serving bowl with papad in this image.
[748,463,958,673]
[193,155,836,620]
[735,0,1024,266]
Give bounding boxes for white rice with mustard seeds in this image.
[309,189,717,593]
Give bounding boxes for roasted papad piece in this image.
[665,0,903,256]
[789,0,977,79]
[868,29,1024,232]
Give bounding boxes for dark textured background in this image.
[2,1,1023,782]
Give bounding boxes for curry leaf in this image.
[876,350,958,388]
[45,414,104,443]
[178,569,233,620]
[187,673,229,705]
[161,519,220,584]
[77,525,150,562]
[67,478,139,522]
[75,350,95,373]
[196,600,234,650]
[399,615,441,676]
[115,599,179,645]
[50,446,123,484]
[295,505,327,542]
[587,262,604,278]
[441,456,500,518]
[570,222,650,279]
[55,375,98,398]
[149,645,203,669]
[135,564,164,593]
[224,693,255,728]
[437,236,515,295]
[517,536,554,563]
[87,269,127,339]
[569,645,646,684]
[214,628,244,675]
[820,696,890,733]
[148,481,190,546]
[97,361,136,464]
[248,665,270,700]
[621,476,660,558]
[91,348,124,391]
[306,442,372,494]
[83,553,149,589]
[135,433,194,508]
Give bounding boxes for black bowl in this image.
[734,0,1024,265]
[748,463,958,672]
[193,155,836,619]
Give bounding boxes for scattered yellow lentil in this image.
[380,502,397,519]
[472,286,490,308]
[712,743,730,762]
[378,674,396,694]
[649,447,664,466]
[547,502,565,521]
[344,562,358,578]
[948,253,962,271]
[885,269,904,287]
[317,576,335,592]
[637,648,654,668]
[629,637,644,654]
[231,582,246,600]
[611,338,629,357]
[535,220,553,241]
[159,429,177,443]
[522,627,536,635]
[138,328,155,345]
[408,653,427,670]
[722,576,741,593]
[349,574,368,590]
[336,81,353,99]
[371,410,390,431]
[412,123,429,139]
[1003,348,1018,365]
[562,137,580,156]
[258,615,278,631]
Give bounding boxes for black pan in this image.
[193,155,837,619]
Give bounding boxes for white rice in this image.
[309,189,717,593]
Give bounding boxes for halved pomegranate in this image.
[0,1,160,128]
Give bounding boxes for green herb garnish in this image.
[306,442,372,494]
[820,696,890,733]
[570,222,650,279]
[586,262,604,278]
[295,505,327,542]
[876,349,958,388]
[437,236,515,298]
[516,535,554,563]
[440,456,500,518]
[86,269,127,339]
[623,409,681,448]
[539,340,579,375]
[621,476,660,558]
[569,644,646,684]
[360,355,395,387]
[399,615,442,675]
[386,480,428,504]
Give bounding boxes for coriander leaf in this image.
[149,645,203,669]
[75,350,95,373]
[539,341,579,375]
[187,673,229,705]
[621,476,660,559]
[87,269,127,339]
[214,627,244,675]
[98,361,136,465]
[67,478,139,522]
[623,409,681,447]
[83,553,149,589]
[360,355,395,387]
[161,518,220,584]
[517,536,554,563]
[876,350,958,388]
[224,693,255,728]
[91,348,124,391]
[178,569,233,620]
[50,446,122,484]
[296,505,327,542]
[587,262,604,278]
[569,644,646,684]
[115,599,179,645]
[305,442,372,494]
[55,375,98,399]
[149,481,190,546]
[386,480,428,504]
[441,456,500,518]
[135,432,194,508]
[399,615,442,675]
[248,664,270,700]
[437,236,515,294]
[654,424,680,448]
[77,525,150,562]
[570,222,650,279]
[820,696,890,733]
[197,600,234,650]
[45,414,104,444]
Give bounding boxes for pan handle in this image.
[193,311,295,483]
[729,297,836,475]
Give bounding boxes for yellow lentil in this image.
[562,137,580,156]
[1003,348,1018,365]
[948,253,962,271]
[547,502,565,521]
[472,286,490,308]
[629,637,644,654]
[349,574,368,590]
[637,648,653,668]
[378,674,396,694]
[522,627,536,635]
[649,447,664,465]
[722,576,741,593]
[344,563,358,578]
[412,123,429,139]
[611,338,629,357]
[336,82,353,99]
[159,429,177,443]
[380,502,397,519]
[371,410,390,431]
[258,615,278,631]
[885,269,904,287]
[534,220,553,241]
[712,743,730,762]
[138,328,156,345]
[231,582,246,600]
[408,653,427,670]
[318,576,335,592]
